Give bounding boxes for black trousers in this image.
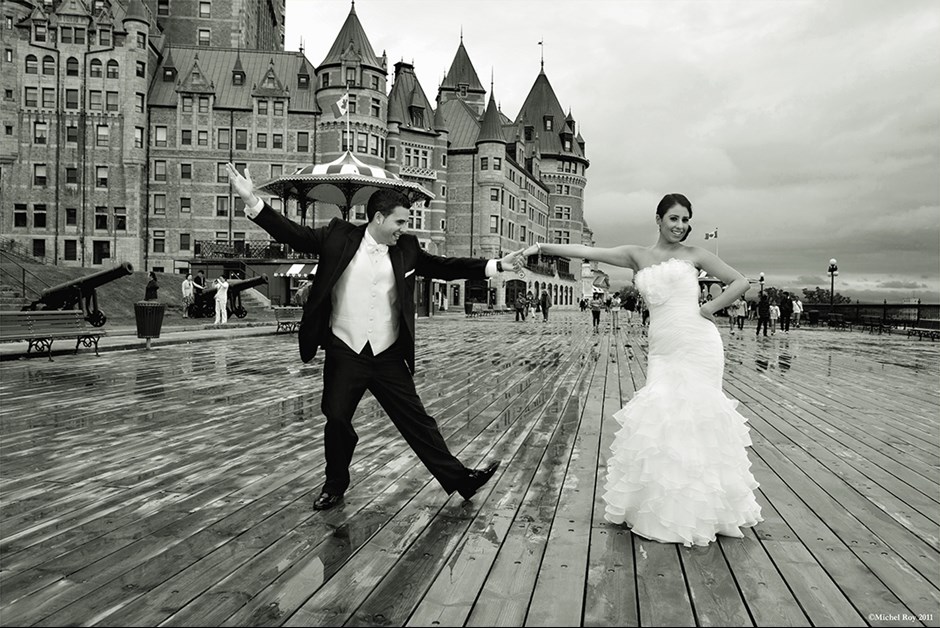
[755,317,770,336]
[319,334,468,495]
[780,313,791,332]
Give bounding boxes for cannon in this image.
[189,274,268,319]
[27,262,134,327]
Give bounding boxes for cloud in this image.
[877,280,929,289]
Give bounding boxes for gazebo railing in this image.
[194,240,307,260]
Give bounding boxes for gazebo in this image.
[257,151,435,223]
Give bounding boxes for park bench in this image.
[273,306,303,333]
[859,315,891,334]
[0,310,105,360]
[464,303,513,317]
[826,312,852,331]
[905,319,939,340]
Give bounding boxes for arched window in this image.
[25,55,38,74]
[66,57,79,76]
[42,55,55,75]
[89,59,102,77]
[106,60,119,79]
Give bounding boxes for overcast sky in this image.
[286,0,939,302]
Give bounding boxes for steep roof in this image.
[477,93,505,144]
[388,62,436,132]
[55,0,89,17]
[439,98,482,149]
[514,68,586,160]
[123,0,149,25]
[149,47,319,112]
[319,2,383,70]
[441,39,485,93]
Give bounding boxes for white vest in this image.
[330,231,398,355]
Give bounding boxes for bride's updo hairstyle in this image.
[656,193,693,242]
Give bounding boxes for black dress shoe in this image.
[313,492,344,511]
[458,461,501,500]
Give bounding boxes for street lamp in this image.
[828,258,839,313]
[759,272,765,295]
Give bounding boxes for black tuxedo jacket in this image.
[252,205,488,373]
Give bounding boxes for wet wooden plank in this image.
[680,542,752,627]
[526,334,611,626]
[584,330,640,627]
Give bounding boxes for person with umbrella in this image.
[226,163,521,510]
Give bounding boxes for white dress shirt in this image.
[331,229,398,355]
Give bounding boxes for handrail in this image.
[0,253,52,301]
[0,237,52,265]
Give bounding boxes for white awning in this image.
[273,263,317,278]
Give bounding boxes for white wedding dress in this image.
[603,258,763,546]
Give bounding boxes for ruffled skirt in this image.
[602,377,763,547]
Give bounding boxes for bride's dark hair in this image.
[656,194,693,241]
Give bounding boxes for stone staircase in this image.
[0,284,29,311]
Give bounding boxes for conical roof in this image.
[320,2,382,69]
[514,68,585,158]
[123,0,149,24]
[477,93,505,144]
[441,39,485,93]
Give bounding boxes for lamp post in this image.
[758,272,765,296]
[828,258,839,314]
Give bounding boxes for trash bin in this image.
[135,301,166,348]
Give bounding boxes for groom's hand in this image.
[226,163,260,208]
[498,249,526,273]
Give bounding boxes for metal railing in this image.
[0,252,52,303]
[1,237,52,265]
[804,301,939,329]
[194,240,307,260]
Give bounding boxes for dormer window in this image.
[233,71,244,85]
[163,67,176,82]
[458,83,468,97]
[543,116,553,131]
[524,125,534,141]
[34,23,47,43]
[345,67,356,86]
[99,29,110,46]
[409,106,424,128]
[563,138,571,152]
[298,75,309,89]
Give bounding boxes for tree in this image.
[801,286,852,305]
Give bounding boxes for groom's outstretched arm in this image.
[226,163,329,255]
[415,247,525,281]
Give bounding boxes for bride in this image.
[519,193,762,546]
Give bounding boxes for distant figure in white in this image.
[214,276,229,325]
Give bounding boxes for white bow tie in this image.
[366,242,388,255]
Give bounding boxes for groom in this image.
[227,164,516,510]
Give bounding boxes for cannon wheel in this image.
[86,310,107,327]
[232,305,248,319]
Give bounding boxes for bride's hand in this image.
[699,304,718,326]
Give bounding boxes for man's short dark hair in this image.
[367,189,411,222]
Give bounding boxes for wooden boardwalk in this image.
[0,312,937,627]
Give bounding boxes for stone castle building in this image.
[1,0,597,311]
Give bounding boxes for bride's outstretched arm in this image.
[520,243,637,268]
